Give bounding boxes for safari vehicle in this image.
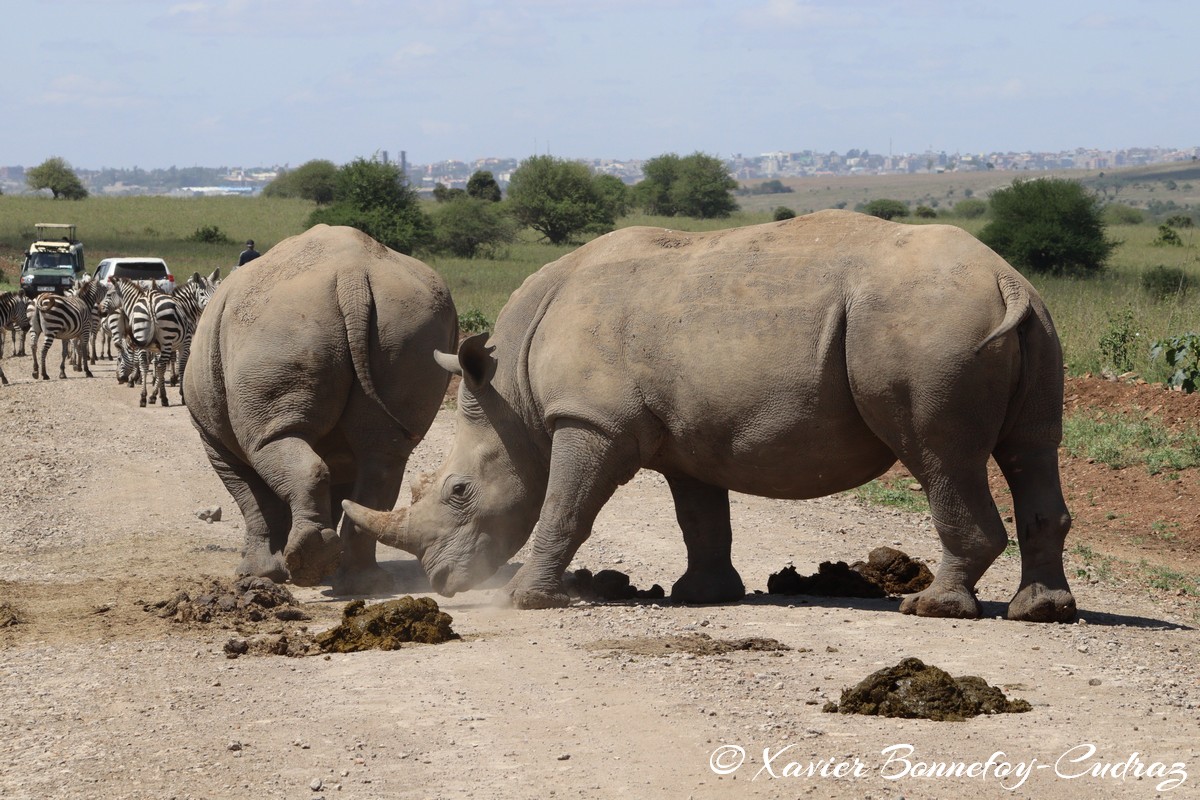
[19,223,86,298]
[92,257,175,293]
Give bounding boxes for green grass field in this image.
[2,173,1198,383]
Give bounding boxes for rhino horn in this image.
[341,500,420,555]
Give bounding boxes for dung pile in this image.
[314,596,459,653]
[824,657,1032,721]
[144,576,310,625]
[564,568,665,601]
[767,547,933,598]
[586,632,794,657]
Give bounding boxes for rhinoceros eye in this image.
[442,475,473,507]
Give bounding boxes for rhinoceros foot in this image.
[284,526,342,587]
[1007,584,1076,623]
[331,564,397,597]
[236,551,289,585]
[670,566,745,605]
[899,585,982,619]
[503,585,571,610]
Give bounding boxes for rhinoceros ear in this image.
[435,332,496,392]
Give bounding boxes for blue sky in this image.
[7,0,1198,169]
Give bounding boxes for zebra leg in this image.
[155,351,170,407]
[199,433,290,582]
[138,350,150,406]
[245,436,342,586]
[31,330,42,379]
[81,331,93,378]
[176,337,192,405]
[58,339,70,379]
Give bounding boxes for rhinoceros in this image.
[185,224,458,594]
[344,210,1075,621]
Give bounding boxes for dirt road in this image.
[1,354,1197,799]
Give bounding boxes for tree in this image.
[506,155,613,245]
[773,206,796,221]
[27,156,88,199]
[634,152,738,218]
[307,157,431,254]
[430,197,516,258]
[979,178,1116,276]
[591,174,632,220]
[433,183,467,203]
[466,170,502,202]
[262,159,337,203]
[862,198,909,220]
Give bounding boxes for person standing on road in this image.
[238,239,261,267]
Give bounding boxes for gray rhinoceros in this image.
[185,224,458,594]
[344,210,1075,621]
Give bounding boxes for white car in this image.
[93,257,175,293]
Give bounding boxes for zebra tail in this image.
[337,269,422,443]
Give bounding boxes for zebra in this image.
[168,269,220,394]
[3,301,30,359]
[111,278,188,407]
[0,291,30,385]
[30,278,102,380]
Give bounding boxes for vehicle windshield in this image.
[112,261,169,280]
[26,252,76,271]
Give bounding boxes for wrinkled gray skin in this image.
[186,225,457,594]
[345,210,1075,621]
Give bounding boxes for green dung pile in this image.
[825,657,1032,721]
[315,596,460,652]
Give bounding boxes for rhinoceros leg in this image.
[665,475,746,604]
[245,436,343,587]
[504,420,640,609]
[898,461,1006,619]
[996,445,1075,622]
[199,434,289,583]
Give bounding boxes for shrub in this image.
[979,178,1116,276]
[1141,266,1192,300]
[1098,307,1140,373]
[861,198,909,220]
[952,199,987,218]
[1153,225,1184,247]
[458,308,492,334]
[914,205,937,219]
[1166,214,1194,229]
[185,224,233,244]
[1151,333,1200,393]
[773,206,796,221]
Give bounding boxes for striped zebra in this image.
[168,270,220,395]
[31,278,102,380]
[111,278,187,407]
[0,291,30,385]
[3,301,30,359]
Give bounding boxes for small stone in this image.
[311,777,323,791]
[557,754,571,761]
[227,741,242,751]
[1088,678,1102,686]
[195,505,223,522]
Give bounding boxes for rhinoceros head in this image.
[343,333,546,596]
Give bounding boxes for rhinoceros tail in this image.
[975,273,1032,353]
[337,269,423,442]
